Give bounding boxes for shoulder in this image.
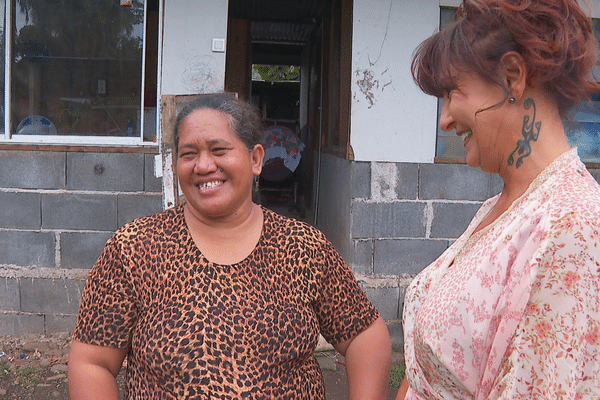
[262,207,330,250]
[111,206,183,245]
[263,207,326,238]
[547,161,600,228]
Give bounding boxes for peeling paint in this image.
[355,69,379,108]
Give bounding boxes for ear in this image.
[250,144,265,176]
[500,51,527,101]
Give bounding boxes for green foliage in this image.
[389,364,405,390]
[0,358,9,374]
[18,366,40,388]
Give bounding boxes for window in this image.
[1,0,156,145]
[436,7,600,163]
[564,19,600,163]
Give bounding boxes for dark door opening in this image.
[225,1,327,222]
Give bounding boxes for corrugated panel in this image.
[229,0,324,24]
[250,21,314,42]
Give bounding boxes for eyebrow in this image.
[178,138,233,150]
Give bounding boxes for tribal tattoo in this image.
[508,97,541,168]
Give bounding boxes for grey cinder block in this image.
[0,230,55,267]
[0,191,41,229]
[430,202,482,239]
[0,277,20,311]
[0,313,45,336]
[67,152,145,191]
[45,314,78,334]
[0,150,66,189]
[351,162,371,199]
[363,286,400,320]
[352,201,427,239]
[374,238,449,275]
[144,153,163,193]
[396,163,419,200]
[61,231,113,269]
[352,239,374,275]
[42,193,117,231]
[419,163,502,201]
[117,193,163,227]
[20,278,85,315]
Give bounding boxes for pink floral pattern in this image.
[403,149,600,399]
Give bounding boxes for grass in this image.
[0,359,9,374]
[389,364,405,390]
[18,366,41,389]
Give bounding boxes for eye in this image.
[442,86,455,98]
[179,151,196,160]
[212,147,228,155]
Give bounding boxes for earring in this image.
[254,175,260,191]
[508,97,516,104]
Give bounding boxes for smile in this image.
[458,129,473,143]
[198,181,224,190]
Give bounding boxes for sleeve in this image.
[311,237,380,345]
[488,214,600,399]
[73,233,140,349]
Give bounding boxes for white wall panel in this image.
[161,0,228,95]
[351,0,439,162]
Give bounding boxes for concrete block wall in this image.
[350,160,504,343]
[316,153,505,344]
[0,149,163,336]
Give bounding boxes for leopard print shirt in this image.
[73,206,379,399]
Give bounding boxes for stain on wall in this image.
[181,52,222,93]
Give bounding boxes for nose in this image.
[193,153,218,174]
[439,98,456,132]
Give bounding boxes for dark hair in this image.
[412,0,600,118]
[174,93,263,154]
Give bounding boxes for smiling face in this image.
[439,70,514,173]
[176,108,264,221]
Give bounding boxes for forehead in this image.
[179,109,236,140]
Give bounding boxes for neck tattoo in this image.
[508,97,541,168]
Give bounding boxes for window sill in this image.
[0,142,159,154]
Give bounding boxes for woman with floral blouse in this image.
[397,0,600,399]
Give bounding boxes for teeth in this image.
[199,181,223,190]
[460,129,473,143]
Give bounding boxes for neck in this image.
[184,199,260,235]
[183,201,264,265]
[497,93,571,203]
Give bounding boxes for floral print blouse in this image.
[403,149,600,399]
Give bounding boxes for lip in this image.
[457,128,473,144]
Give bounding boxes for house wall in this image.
[350,0,439,163]
[161,0,228,95]
[0,150,162,335]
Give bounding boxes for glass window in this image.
[436,8,600,163]
[564,19,600,163]
[436,7,466,159]
[3,0,151,144]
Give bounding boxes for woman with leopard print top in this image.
[68,93,392,400]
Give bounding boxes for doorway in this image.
[225,1,326,222]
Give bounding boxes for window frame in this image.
[0,0,158,147]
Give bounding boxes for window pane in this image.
[12,0,144,138]
[436,7,466,159]
[565,19,600,163]
[0,1,5,131]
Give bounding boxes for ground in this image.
[0,333,404,399]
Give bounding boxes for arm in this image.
[68,340,127,400]
[395,377,410,400]
[334,316,392,400]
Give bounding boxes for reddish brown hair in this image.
[412,0,600,118]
